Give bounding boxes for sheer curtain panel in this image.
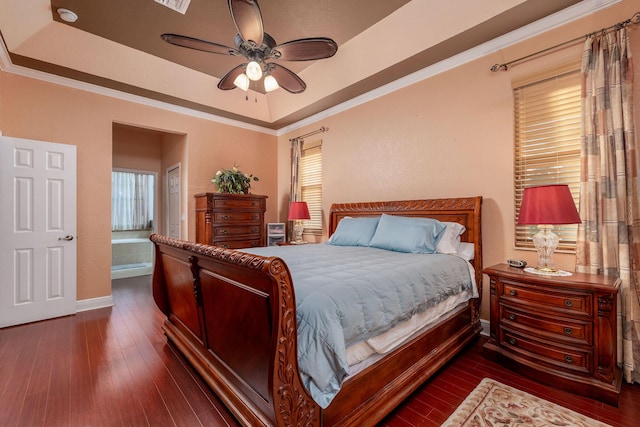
[112,171,154,231]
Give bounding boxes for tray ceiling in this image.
[0,0,585,130]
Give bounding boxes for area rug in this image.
[441,378,612,426]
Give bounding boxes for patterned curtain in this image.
[576,27,640,383]
[289,138,303,238]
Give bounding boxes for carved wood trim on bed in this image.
[150,196,482,427]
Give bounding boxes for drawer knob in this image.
[220,229,228,234]
[509,289,517,296]
[252,214,258,220]
[221,244,229,249]
[564,300,573,307]
[508,338,517,346]
[564,327,573,335]
[565,355,573,364]
[251,228,258,233]
[509,314,516,321]
[221,215,229,220]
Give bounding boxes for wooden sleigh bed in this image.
[150,197,483,426]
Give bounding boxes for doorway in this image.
[111,169,156,279]
[111,123,186,280]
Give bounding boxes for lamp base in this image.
[292,221,304,243]
[532,225,559,271]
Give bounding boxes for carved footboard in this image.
[150,234,320,426]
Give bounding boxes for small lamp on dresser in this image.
[288,201,310,243]
[517,184,581,273]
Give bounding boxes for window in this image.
[112,170,155,231]
[514,67,581,250]
[300,141,322,234]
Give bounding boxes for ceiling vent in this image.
[154,0,191,15]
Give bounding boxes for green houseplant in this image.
[212,165,259,194]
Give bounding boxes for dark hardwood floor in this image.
[1,275,638,426]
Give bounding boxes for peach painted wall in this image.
[0,75,277,301]
[277,2,640,320]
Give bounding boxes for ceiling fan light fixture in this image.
[245,61,263,81]
[233,73,250,91]
[264,74,279,92]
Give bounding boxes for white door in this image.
[0,136,77,327]
[167,164,180,239]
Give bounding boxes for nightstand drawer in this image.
[500,329,592,375]
[500,305,592,346]
[501,281,591,317]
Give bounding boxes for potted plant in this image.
[212,165,259,194]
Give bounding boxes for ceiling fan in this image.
[161,0,338,94]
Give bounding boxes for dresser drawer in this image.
[500,305,592,346]
[214,211,262,223]
[213,198,265,210]
[500,328,592,375]
[501,281,591,317]
[214,239,262,249]
[213,225,261,237]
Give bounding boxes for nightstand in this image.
[482,263,622,406]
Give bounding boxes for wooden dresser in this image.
[194,193,267,249]
[483,263,622,406]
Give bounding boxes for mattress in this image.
[243,243,477,408]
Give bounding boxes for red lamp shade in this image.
[517,184,581,225]
[288,201,311,221]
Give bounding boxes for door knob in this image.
[58,235,74,241]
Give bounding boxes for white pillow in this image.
[436,222,466,254]
[456,242,475,261]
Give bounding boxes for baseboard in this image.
[76,295,114,313]
[111,264,153,280]
[480,318,489,337]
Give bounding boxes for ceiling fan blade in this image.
[218,64,246,90]
[271,38,338,61]
[161,34,238,56]
[269,63,306,94]
[228,0,264,47]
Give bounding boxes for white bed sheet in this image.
[346,289,474,366]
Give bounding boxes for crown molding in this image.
[0,47,276,136]
[276,0,620,135]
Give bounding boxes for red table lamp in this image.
[288,201,311,243]
[517,184,581,272]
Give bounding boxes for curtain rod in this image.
[490,11,640,72]
[289,126,328,143]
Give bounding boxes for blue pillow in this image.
[369,214,446,253]
[327,216,380,246]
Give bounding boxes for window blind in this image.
[514,68,581,250]
[301,142,322,234]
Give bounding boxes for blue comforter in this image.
[243,244,474,408]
